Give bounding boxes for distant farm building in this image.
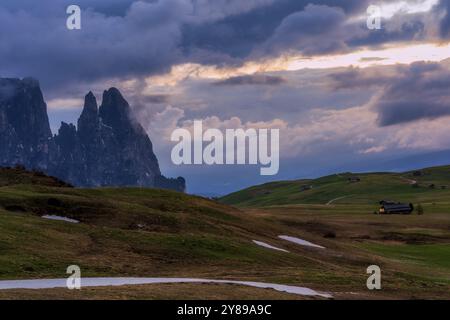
[413,170,423,177]
[378,200,414,215]
[299,185,313,192]
[256,190,272,195]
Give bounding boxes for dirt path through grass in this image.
[326,195,354,205]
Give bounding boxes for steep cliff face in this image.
[0,78,185,192]
[96,88,162,186]
[0,78,54,170]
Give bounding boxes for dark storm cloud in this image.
[375,62,450,126]
[0,0,192,91]
[438,0,450,38]
[213,75,286,86]
[181,0,370,59]
[181,0,437,61]
[376,100,450,126]
[142,94,171,104]
[348,18,426,48]
[0,0,286,91]
[260,4,349,56]
[329,61,450,126]
[0,0,139,17]
[0,0,443,95]
[328,67,399,90]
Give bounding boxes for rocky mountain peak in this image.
[0,77,186,192]
[78,91,99,143]
[0,77,53,169]
[84,91,98,112]
[99,88,131,129]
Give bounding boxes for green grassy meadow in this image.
[220,166,450,207]
[0,166,449,299]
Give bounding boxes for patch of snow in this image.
[42,215,79,224]
[252,240,289,252]
[0,277,332,298]
[279,235,325,249]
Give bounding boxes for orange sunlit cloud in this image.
[145,41,450,89]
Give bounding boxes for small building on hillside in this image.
[378,200,414,215]
[413,170,423,177]
[348,177,361,183]
[299,185,313,192]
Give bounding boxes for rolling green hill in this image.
[220,165,450,207]
[0,167,336,290]
[0,166,449,300]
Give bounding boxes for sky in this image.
[1,0,450,195]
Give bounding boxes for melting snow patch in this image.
[42,215,79,224]
[252,240,289,252]
[279,235,325,249]
[0,277,332,298]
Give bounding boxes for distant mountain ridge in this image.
[0,77,185,192]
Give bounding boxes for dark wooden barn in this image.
[379,200,414,215]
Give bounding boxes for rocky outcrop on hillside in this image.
[0,78,185,192]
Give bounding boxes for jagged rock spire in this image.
[99,88,134,134]
[0,78,186,192]
[77,91,99,143]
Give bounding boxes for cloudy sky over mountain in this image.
[1,0,450,194]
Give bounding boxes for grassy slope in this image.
[0,167,72,188]
[0,184,280,277]
[0,174,337,293]
[220,165,450,207]
[0,167,449,299]
[218,165,450,300]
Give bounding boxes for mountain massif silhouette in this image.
[0,77,185,192]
